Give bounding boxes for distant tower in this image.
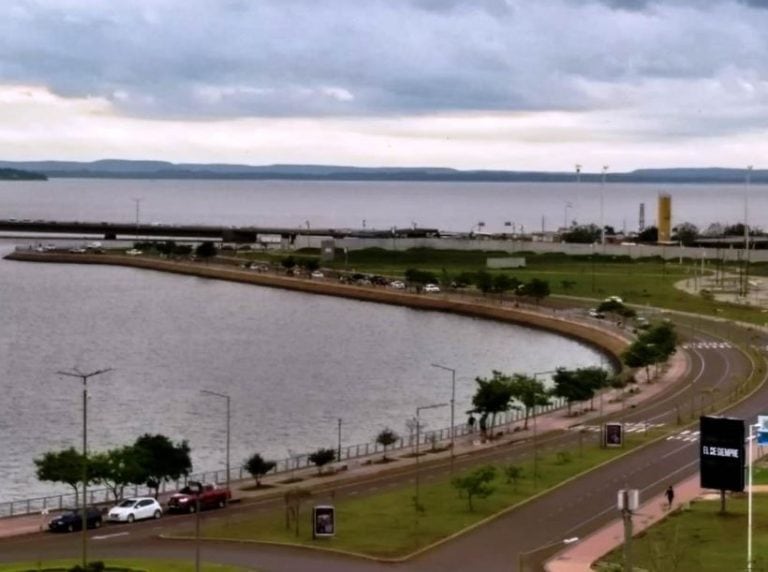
[639,203,645,232]
[657,193,672,243]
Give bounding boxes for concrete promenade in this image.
[0,349,691,571]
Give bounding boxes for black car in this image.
[48,508,103,532]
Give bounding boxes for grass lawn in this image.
[596,494,768,571]
[238,247,766,326]
[198,427,667,558]
[0,560,251,572]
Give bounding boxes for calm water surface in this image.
[0,244,602,503]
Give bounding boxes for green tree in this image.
[503,464,524,489]
[281,255,296,269]
[474,271,494,294]
[520,278,550,303]
[574,366,611,410]
[195,241,217,259]
[89,446,146,501]
[551,368,595,414]
[308,448,336,474]
[404,268,438,286]
[34,447,88,504]
[245,453,276,488]
[623,341,660,382]
[561,224,601,243]
[375,428,399,461]
[492,274,519,297]
[508,374,550,430]
[451,465,497,511]
[637,226,658,243]
[672,222,699,246]
[133,434,192,497]
[472,371,514,437]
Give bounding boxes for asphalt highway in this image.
[1,325,762,571]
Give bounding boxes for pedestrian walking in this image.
[665,485,675,509]
[468,414,476,433]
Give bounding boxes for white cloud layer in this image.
[1,0,768,167]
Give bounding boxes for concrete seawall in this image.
[5,250,630,362]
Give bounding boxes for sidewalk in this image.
[545,474,704,572]
[0,349,688,541]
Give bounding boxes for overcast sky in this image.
[1,0,767,170]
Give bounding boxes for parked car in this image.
[126,249,142,256]
[48,507,103,532]
[390,280,406,289]
[167,482,231,513]
[311,271,324,279]
[107,497,162,523]
[424,283,441,293]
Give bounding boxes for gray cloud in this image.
[0,0,767,141]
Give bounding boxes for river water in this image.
[2,177,710,504]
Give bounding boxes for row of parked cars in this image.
[48,482,231,533]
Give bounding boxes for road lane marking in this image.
[92,532,130,540]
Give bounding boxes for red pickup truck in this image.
[167,482,231,513]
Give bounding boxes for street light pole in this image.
[337,418,342,462]
[431,363,456,473]
[132,198,142,242]
[600,166,609,248]
[415,402,448,511]
[57,367,112,570]
[532,370,558,488]
[201,390,231,503]
[748,421,760,572]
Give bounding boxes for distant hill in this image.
[0,160,763,183]
[0,167,47,181]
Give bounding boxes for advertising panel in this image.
[604,423,623,447]
[757,415,768,446]
[313,505,335,538]
[700,416,745,492]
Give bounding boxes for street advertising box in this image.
[604,423,623,447]
[313,505,336,538]
[700,416,745,492]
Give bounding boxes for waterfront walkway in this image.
[0,350,692,571]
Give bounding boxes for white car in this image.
[390,280,406,289]
[107,497,163,523]
[126,249,143,256]
[311,271,324,278]
[424,283,441,293]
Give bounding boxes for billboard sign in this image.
[604,423,623,447]
[312,505,335,538]
[757,415,768,446]
[700,416,745,492]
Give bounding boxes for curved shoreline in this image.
[5,250,630,364]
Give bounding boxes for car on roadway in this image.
[48,507,103,532]
[390,280,406,289]
[605,295,623,304]
[107,497,162,523]
[424,283,441,293]
[167,482,231,513]
[126,249,143,256]
[311,270,324,278]
[68,247,87,253]
[588,308,605,319]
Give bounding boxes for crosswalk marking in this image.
[682,342,732,350]
[576,422,665,433]
[666,430,700,443]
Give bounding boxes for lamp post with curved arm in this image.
[57,367,113,570]
[431,363,456,473]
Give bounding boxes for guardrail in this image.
[0,397,568,518]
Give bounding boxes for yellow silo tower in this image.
[657,193,672,243]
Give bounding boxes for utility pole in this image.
[337,418,342,462]
[132,198,142,242]
[618,489,639,572]
[431,363,457,473]
[57,367,113,570]
[201,390,231,504]
[601,166,609,249]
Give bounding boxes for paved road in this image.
[0,324,761,571]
